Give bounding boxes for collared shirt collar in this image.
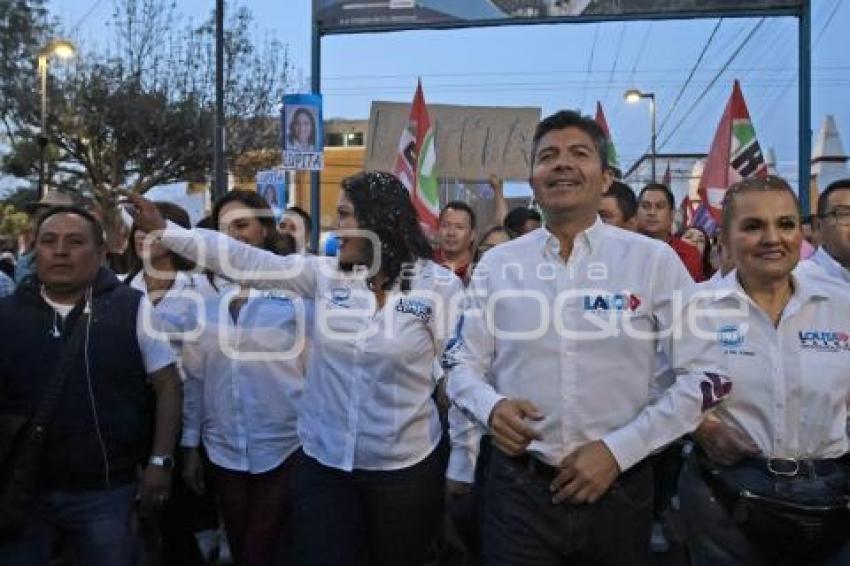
[812,247,850,283]
[539,216,605,258]
[711,269,829,307]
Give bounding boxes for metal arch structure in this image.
[309,0,812,248]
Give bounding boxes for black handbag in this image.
[0,313,89,538]
[696,449,850,561]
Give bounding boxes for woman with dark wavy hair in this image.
[123,171,469,566]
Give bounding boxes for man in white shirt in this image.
[799,178,850,286]
[444,110,728,565]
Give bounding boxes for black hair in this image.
[212,190,294,256]
[817,178,850,218]
[531,110,609,170]
[602,180,638,221]
[504,207,542,239]
[678,225,715,279]
[720,175,800,236]
[35,206,105,248]
[340,171,434,292]
[126,202,195,279]
[195,215,215,229]
[638,183,676,210]
[287,107,317,148]
[440,201,477,231]
[285,206,313,236]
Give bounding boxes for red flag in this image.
[662,162,672,186]
[393,80,439,234]
[594,101,619,170]
[697,80,767,223]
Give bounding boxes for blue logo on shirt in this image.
[329,286,351,307]
[583,293,641,311]
[395,298,432,323]
[717,324,744,348]
[798,330,850,352]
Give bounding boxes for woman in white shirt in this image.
[123,172,466,566]
[179,191,305,566]
[679,176,850,565]
[125,201,225,564]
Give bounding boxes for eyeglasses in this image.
[820,206,850,226]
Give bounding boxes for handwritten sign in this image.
[365,102,541,181]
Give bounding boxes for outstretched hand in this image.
[117,189,167,233]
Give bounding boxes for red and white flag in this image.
[697,80,767,225]
[594,101,620,171]
[393,79,439,234]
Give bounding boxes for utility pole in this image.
[213,0,226,202]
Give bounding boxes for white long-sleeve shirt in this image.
[158,223,471,476]
[126,271,230,375]
[693,270,850,459]
[180,287,309,473]
[444,220,728,473]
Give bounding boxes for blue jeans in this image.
[679,457,850,566]
[0,483,139,566]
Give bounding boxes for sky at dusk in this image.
[47,0,849,185]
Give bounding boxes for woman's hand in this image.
[694,417,761,466]
[118,189,167,233]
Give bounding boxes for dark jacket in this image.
[0,267,151,490]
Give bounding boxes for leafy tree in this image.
[2,0,297,206]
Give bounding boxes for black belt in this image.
[505,451,649,484]
[735,456,847,478]
[696,447,849,479]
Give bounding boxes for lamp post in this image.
[37,39,76,199]
[625,88,657,183]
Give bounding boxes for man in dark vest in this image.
[0,206,182,565]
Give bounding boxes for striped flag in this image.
[697,80,767,223]
[393,80,439,234]
[595,101,620,172]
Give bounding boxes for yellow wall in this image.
[294,146,365,231]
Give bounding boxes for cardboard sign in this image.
[365,102,541,181]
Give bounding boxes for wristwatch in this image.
[148,455,175,469]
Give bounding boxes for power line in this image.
[71,0,107,32]
[603,22,627,100]
[580,23,601,112]
[658,17,767,150]
[656,18,723,136]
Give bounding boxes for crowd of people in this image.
[1,109,850,566]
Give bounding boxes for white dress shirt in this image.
[797,247,850,287]
[126,271,230,375]
[444,220,727,474]
[159,223,470,475]
[693,270,850,459]
[180,287,308,473]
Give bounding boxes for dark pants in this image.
[212,453,298,566]
[290,444,446,566]
[160,448,219,565]
[679,456,850,566]
[483,449,654,566]
[0,483,138,566]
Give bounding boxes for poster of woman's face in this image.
[285,106,318,152]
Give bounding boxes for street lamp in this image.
[37,39,77,199]
[624,88,657,183]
